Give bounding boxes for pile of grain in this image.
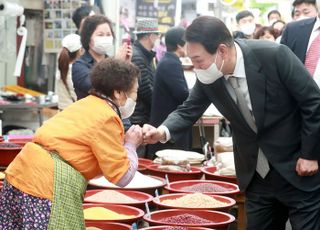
[161,193,227,208]
[181,183,232,193]
[159,213,212,225]
[85,190,138,203]
[84,207,134,220]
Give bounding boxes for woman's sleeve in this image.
[90,116,138,186]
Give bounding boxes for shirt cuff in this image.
[158,125,171,143]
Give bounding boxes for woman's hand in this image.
[115,43,132,62]
[125,125,143,148]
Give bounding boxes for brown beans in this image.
[159,213,213,225]
[181,183,232,193]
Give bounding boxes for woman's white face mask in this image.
[119,94,136,119]
[193,53,224,85]
[92,36,114,55]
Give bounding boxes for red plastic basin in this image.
[83,203,144,225]
[0,142,25,166]
[201,166,237,184]
[140,226,213,230]
[85,221,132,230]
[143,209,235,229]
[84,189,153,209]
[153,193,236,212]
[147,164,203,182]
[165,180,239,197]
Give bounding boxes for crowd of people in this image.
[1,0,320,229]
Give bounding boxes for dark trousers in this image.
[245,167,320,230]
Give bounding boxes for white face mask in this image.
[240,23,256,35]
[154,38,161,48]
[193,54,224,85]
[119,96,136,119]
[296,16,311,21]
[92,36,114,55]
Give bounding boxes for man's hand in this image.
[142,124,166,144]
[296,158,319,176]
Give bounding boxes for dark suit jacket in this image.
[163,39,320,192]
[281,17,317,63]
[149,52,191,157]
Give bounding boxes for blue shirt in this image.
[72,51,95,100]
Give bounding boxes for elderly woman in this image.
[0,58,142,229]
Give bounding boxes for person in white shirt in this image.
[143,16,320,230]
[55,34,83,110]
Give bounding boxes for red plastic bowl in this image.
[164,180,239,197]
[147,164,203,182]
[88,175,166,196]
[0,181,3,189]
[140,226,213,230]
[84,189,153,209]
[0,142,25,166]
[201,166,237,184]
[86,221,132,230]
[153,193,236,212]
[143,209,235,229]
[139,158,154,165]
[138,158,154,173]
[83,203,144,224]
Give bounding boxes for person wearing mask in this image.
[253,26,277,42]
[130,18,160,157]
[267,10,282,26]
[72,5,95,33]
[281,0,320,85]
[55,34,82,110]
[292,0,318,20]
[143,16,320,230]
[148,27,191,159]
[72,15,131,100]
[0,58,142,229]
[72,15,132,130]
[233,10,256,39]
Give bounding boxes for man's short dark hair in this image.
[165,27,186,52]
[72,5,92,30]
[91,58,140,98]
[293,0,315,7]
[80,15,115,52]
[185,16,234,54]
[267,10,281,20]
[236,10,254,23]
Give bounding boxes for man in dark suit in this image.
[281,0,320,84]
[148,27,191,159]
[143,16,320,230]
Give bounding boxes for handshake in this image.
[124,124,167,148]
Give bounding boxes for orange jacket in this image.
[5,95,129,200]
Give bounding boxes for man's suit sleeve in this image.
[162,81,211,142]
[276,44,320,160]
